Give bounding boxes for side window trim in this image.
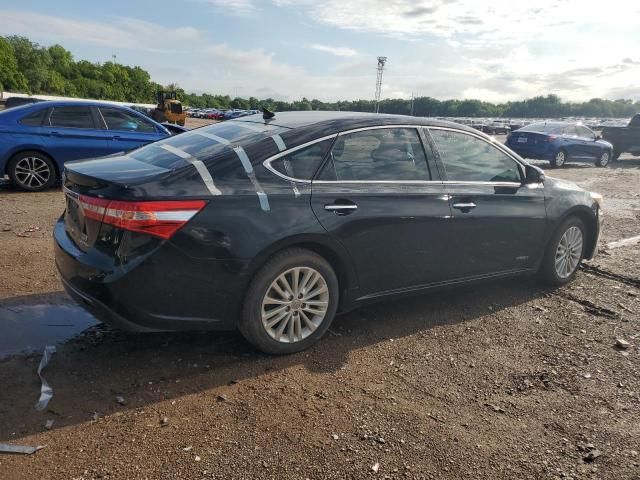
[263,133,338,183]
[427,126,525,184]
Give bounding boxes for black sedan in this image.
[55,112,603,354]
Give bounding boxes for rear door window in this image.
[429,129,522,183]
[49,107,95,129]
[318,128,431,181]
[99,107,156,133]
[20,109,47,126]
[269,138,334,180]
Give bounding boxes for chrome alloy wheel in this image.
[261,267,329,343]
[554,150,566,167]
[555,226,583,279]
[599,151,610,166]
[14,156,51,189]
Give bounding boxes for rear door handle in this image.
[452,202,477,211]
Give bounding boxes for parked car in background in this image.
[490,121,511,134]
[55,111,602,354]
[3,97,46,109]
[0,101,173,191]
[506,121,613,168]
[601,114,640,161]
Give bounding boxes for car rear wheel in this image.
[551,149,567,168]
[7,151,57,192]
[595,150,611,167]
[539,217,586,286]
[239,248,339,354]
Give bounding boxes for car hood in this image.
[543,175,584,193]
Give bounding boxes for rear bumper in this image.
[54,219,245,332]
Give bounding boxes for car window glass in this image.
[577,126,593,139]
[49,107,95,129]
[429,129,522,183]
[270,138,334,180]
[100,108,156,133]
[20,109,47,126]
[563,126,577,136]
[130,122,286,171]
[319,128,430,181]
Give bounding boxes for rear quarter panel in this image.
[0,123,50,174]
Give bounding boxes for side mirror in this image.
[594,135,601,141]
[524,164,545,184]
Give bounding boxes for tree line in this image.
[1,35,638,118]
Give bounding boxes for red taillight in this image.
[544,135,557,142]
[77,195,206,239]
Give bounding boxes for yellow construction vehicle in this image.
[151,91,186,126]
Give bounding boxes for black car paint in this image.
[55,113,601,333]
[602,113,640,159]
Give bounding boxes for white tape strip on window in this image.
[160,144,222,196]
[234,146,270,212]
[271,134,287,152]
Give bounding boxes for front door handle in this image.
[324,201,358,215]
[452,202,477,212]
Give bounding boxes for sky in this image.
[1,0,639,103]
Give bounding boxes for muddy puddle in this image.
[0,303,98,359]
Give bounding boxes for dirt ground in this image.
[0,138,639,479]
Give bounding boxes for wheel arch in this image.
[6,149,60,180]
[555,206,599,260]
[242,234,360,312]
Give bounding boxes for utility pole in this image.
[374,56,387,114]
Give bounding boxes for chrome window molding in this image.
[262,133,338,183]
[262,123,528,186]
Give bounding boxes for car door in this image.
[98,107,166,152]
[427,127,547,280]
[310,126,452,298]
[42,106,114,161]
[576,126,600,159]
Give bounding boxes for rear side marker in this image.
[76,194,206,239]
[160,144,222,196]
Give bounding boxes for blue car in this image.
[506,122,613,168]
[0,101,172,191]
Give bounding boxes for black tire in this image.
[7,151,57,192]
[550,149,567,168]
[539,217,586,286]
[595,150,611,167]
[239,248,339,354]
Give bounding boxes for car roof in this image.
[231,111,478,134]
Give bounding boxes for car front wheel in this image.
[539,217,586,286]
[7,151,57,191]
[239,248,339,354]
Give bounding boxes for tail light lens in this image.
[544,135,557,142]
[77,195,206,239]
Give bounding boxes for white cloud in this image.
[309,44,358,57]
[195,0,258,15]
[0,10,201,52]
[1,4,639,103]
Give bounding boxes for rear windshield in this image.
[519,123,565,134]
[129,121,287,170]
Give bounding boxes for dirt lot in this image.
[0,143,639,479]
